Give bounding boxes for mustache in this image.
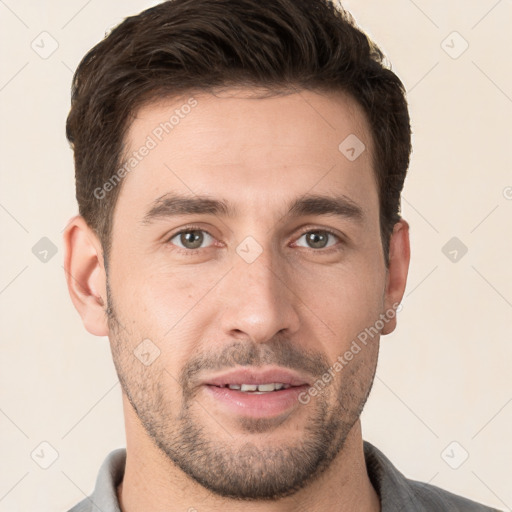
[179,336,330,395]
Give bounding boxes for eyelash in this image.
[165,224,344,255]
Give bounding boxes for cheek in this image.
[111,333,184,420]
[296,260,385,327]
[112,260,206,324]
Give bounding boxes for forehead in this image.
[115,88,377,223]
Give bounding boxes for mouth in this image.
[202,366,310,388]
[212,382,298,393]
[201,367,311,418]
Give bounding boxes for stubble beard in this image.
[105,282,378,500]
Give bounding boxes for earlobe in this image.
[381,219,410,335]
[63,215,109,337]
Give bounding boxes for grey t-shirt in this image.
[67,440,501,511]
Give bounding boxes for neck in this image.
[117,396,380,512]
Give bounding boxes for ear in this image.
[381,219,410,335]
[63,215,109,336]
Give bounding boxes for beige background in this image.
[0,1,511,511]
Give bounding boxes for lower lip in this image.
[203,385,309,418]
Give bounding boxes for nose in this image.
[218,245,301,343]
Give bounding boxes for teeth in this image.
[227,383,291,392]
[257,383,276,392]
[240,384,258,392]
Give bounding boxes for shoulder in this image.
[405,477,502,511]
[363,440,501,512]
[66,448,126,512]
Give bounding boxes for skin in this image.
[64,87,410,512]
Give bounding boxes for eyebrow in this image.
[140,192,364,225]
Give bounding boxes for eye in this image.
[168,228,215,251]
[165,226,343,254]
[294,229,341,250]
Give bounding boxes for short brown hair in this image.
[66,0,411,267]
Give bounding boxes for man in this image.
[63,0,499,510]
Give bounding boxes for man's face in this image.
[106,88,394,499]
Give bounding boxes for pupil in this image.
[308,232,327,248]
[182,230,203,249]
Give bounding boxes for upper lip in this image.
[202,367,311,387]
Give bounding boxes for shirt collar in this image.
[80,441,428,511]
